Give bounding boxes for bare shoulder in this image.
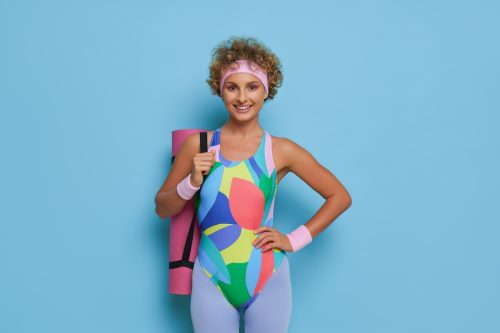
[181,132,201,154]
[156,130,214,193]
[183,130,215,152]
[271,134,348,200]
[271,135,314,173]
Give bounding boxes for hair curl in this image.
[206,36,283,101]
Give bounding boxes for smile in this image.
[234,105,253,112]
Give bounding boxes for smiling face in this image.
[221,73,268,120]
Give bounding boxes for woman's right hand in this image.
[190,150,216,187]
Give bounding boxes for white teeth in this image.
[235,105,251,110]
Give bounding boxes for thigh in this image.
[244,256,292,333]
[190,257,240,333]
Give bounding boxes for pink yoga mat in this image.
[168,128,207,295]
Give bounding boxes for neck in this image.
[222,119,262,138]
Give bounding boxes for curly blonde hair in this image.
[206,36,283,101]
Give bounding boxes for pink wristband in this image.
[176,173,200,200]
[286,225,313,252]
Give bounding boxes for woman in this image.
[155,36,352,333]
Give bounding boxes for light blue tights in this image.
[190,256,292,333]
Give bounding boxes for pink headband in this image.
[219,59,269,97]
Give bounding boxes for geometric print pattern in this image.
[194,127,287,311]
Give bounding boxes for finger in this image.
[254,226,266,234]
[253,234,267,247]
[254,235,276,248]
[199,168,211,175]
[196,161,213,171]
[254,226,274,235]
[204,150,216,161]
[196,154,216,162]
[207,151,216,164]
[194,165,211,174]
[197,161,214,169]
[261,241,277,252]
[253,231,275,245]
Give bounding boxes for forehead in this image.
[225,73,260,84]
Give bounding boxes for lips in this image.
[234,105,253,113]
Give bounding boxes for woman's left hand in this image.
[253,226,293,252]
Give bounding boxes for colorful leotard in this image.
[194,126,287,311]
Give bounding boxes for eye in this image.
[249,84,259,91]
[227,85,237,91]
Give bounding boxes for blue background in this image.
[1,0,499,332]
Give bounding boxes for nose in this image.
[237,90,248,103]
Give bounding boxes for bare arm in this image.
[279,138,352,238]
[154,133,199,219]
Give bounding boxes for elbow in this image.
[155,193,171,219]
[155,191,184,219]
[330,190,351,211]
[155,201,166,219]
[156,203,177,219]
[155,205,169,219]
[343,191,352,210]
[345,198,352,210]
[326,191,351,212]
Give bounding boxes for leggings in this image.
[190,255,292,333]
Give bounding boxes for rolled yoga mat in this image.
[168,128,207,295]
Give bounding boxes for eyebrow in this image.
[226,81,260,85]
